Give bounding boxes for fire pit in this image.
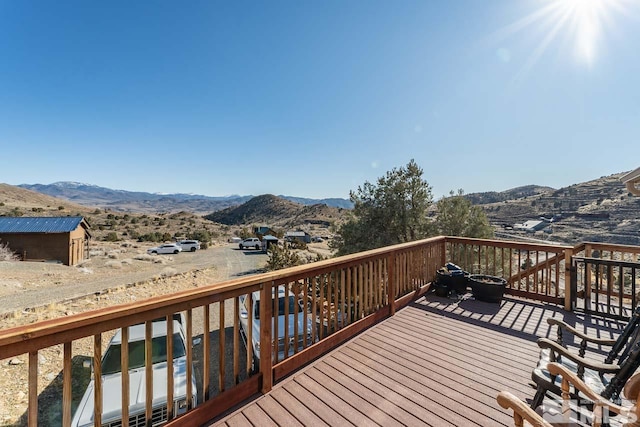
[469,275,507,303]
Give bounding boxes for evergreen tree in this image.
[435,190,493,238]
[331,160,434,256]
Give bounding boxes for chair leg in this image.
[530,387,546,409]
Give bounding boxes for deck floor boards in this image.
[208,294,626,426]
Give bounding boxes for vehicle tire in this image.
[173,250,179,254]
[255,244,260,250]
[239,243,243,250]
[191,247,196,252]
[151,251,157,254]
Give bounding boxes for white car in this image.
[71,315,198,427]
[178,240,200,252]
[239,238,261,250]
[147,244,182,255]
[239,288,315,371]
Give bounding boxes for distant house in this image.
[0,216,91,266]
[284,231,311,244]
[513,220,548,233]
[261,235,279,251]
[621,168,640,196]
[253,226,276,236]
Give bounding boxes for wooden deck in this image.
[208,293,626,426]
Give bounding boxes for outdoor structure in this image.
[253,226,276,236]
[0,216,91,266]
[621,167,640,196]
[513,219,548,233]
[261,234,279,250]
[284,230,311,243]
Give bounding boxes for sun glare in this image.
[486,0,634,79]
[563,0,606,64]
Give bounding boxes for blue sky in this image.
[1,0,639,200]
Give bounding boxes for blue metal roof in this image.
[0,216,86,233]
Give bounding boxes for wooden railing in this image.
[4,236,633,426]
[571,242,640,319]
[444,237,573,306]
[0,237,444,427]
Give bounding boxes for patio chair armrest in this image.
[546,318,618,346]
[497,391,553,426]
[537,338,621,374]
[547,362,628,417]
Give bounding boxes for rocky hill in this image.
[477,172,640,245]
[204,194,345,229]
[465,185,555,205]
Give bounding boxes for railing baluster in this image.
[121,326,130,426]
[145,321,152,423]
[28,351,38,427]
[234,297,240,384]
[186,309,194,407]
[247,292,254,376]
[203,304,210,399]
[165,316,173,421]
[63,342,72,427]
[217,302,224,391]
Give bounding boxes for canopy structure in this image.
[621,168,640,196]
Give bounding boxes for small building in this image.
[261,235,279,251]
[253,226,276,236]
[513,220,548,233]
[0,216,91,266]
[284,231,311,244]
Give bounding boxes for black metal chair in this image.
[531,306,640,409]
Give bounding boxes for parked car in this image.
[147,243,182,255]
[178,240,200,252]
[238,288,316,372]
[239,238,261,250]
[71,314,198,427]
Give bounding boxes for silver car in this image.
[239,288,316,371]
[147,243,182,255]
[71,316,197,427]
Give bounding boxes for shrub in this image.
[58,206,65,210]
[266,244,302,271]
[104,232,119,242]
[0,241,18,261]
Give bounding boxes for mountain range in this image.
[17,182,353,214]
[6,171,639,246]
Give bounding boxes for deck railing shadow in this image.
[413,294,625,353]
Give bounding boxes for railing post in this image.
[260,281,273,393]
[585,244,592,300]
[564,248,574,311]
[388,253,396,316]
[441,238,447,267]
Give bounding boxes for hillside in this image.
[17,182,351,214]
[204,194,346,229]
[479,172,640,245]
[4,171,640,246]
[465,185,555,205]
[0,184,229,243]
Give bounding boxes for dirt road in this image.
[0,243,269,317]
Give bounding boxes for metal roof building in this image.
[0,216,91,265]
